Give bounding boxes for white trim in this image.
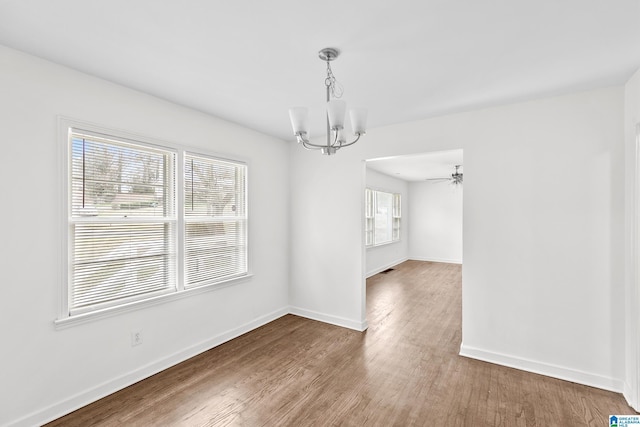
[636,123,640,409]
[636,122,640,407]
[57,118,69,326]
[366,257,409,278]
[176,142,185,292]
[367,239,402,249]
[361,160,369,335]
[288,306,368,332]
[630,122,640,411]
[625,381,637,411]
[13,307,289,427]
[460,343,624,393]
[409,256,462,265]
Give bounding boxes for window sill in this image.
[366,240,400,249]
[54,274,253,330]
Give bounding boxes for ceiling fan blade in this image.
[424,178,450,182]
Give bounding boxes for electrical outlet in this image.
[131,330,143,347]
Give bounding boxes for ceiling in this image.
[0,1,639,146]
[367,150,463,181]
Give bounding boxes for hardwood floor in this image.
[47,260,634,426]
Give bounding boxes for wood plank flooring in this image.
[46,260,635,426]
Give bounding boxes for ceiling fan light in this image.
[288,107,309,135]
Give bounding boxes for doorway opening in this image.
[364,149,463,280]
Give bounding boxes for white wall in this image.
[409,181,463,264]
[288,150,367,331]
[377,88,625,392]
[289,86,625,392]
[624,67,640,409]
[365,169,409,277]
[0,45,290,426]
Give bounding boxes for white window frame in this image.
[365,188,375,246]
[56,118,251,327]
[183,152,248,288]
[365,188,401,248]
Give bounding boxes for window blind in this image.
[184,154,247,288]
[69,130,176,314]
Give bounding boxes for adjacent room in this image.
[365,149,464,277]
[1,1,640,426]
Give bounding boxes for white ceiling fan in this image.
[425,165,463,186]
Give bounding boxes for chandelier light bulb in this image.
[288,107,309,135]
[349,108,367,135]
[327,100,346,131]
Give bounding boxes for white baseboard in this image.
[12,307,289,427]
[288,306,368,332]
[366,257,409,278]
[459,343,623,393]
[624,381,639,411]
[409,256,462,264]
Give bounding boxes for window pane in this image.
[374,191,393,245]
[184,153,248,288]
[71,134,175,218]
[366,189,401,247]
[184,155,245,217]
[68,128,177,315]
[71,222,176,313]
[185,220,247,286]
[365,188,374,247]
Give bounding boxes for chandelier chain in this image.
[325,61,344,99]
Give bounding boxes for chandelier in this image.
[288,48,367,155]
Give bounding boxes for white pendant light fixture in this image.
[289,48,367,155]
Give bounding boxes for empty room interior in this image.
[2,1,640,426]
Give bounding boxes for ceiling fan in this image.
[425,165,463,186]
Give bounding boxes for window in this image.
[365,188,401,247]
[392,193,401,241]
[184,154,247,287]
[365,188,374,246]
[61,121,248,321]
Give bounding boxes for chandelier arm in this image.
[302,142,323,151]
[330,129,341,147]
[297,135,328,150]
[302,141,326,149]
[337,133,362,148]
[297,133,347,151]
